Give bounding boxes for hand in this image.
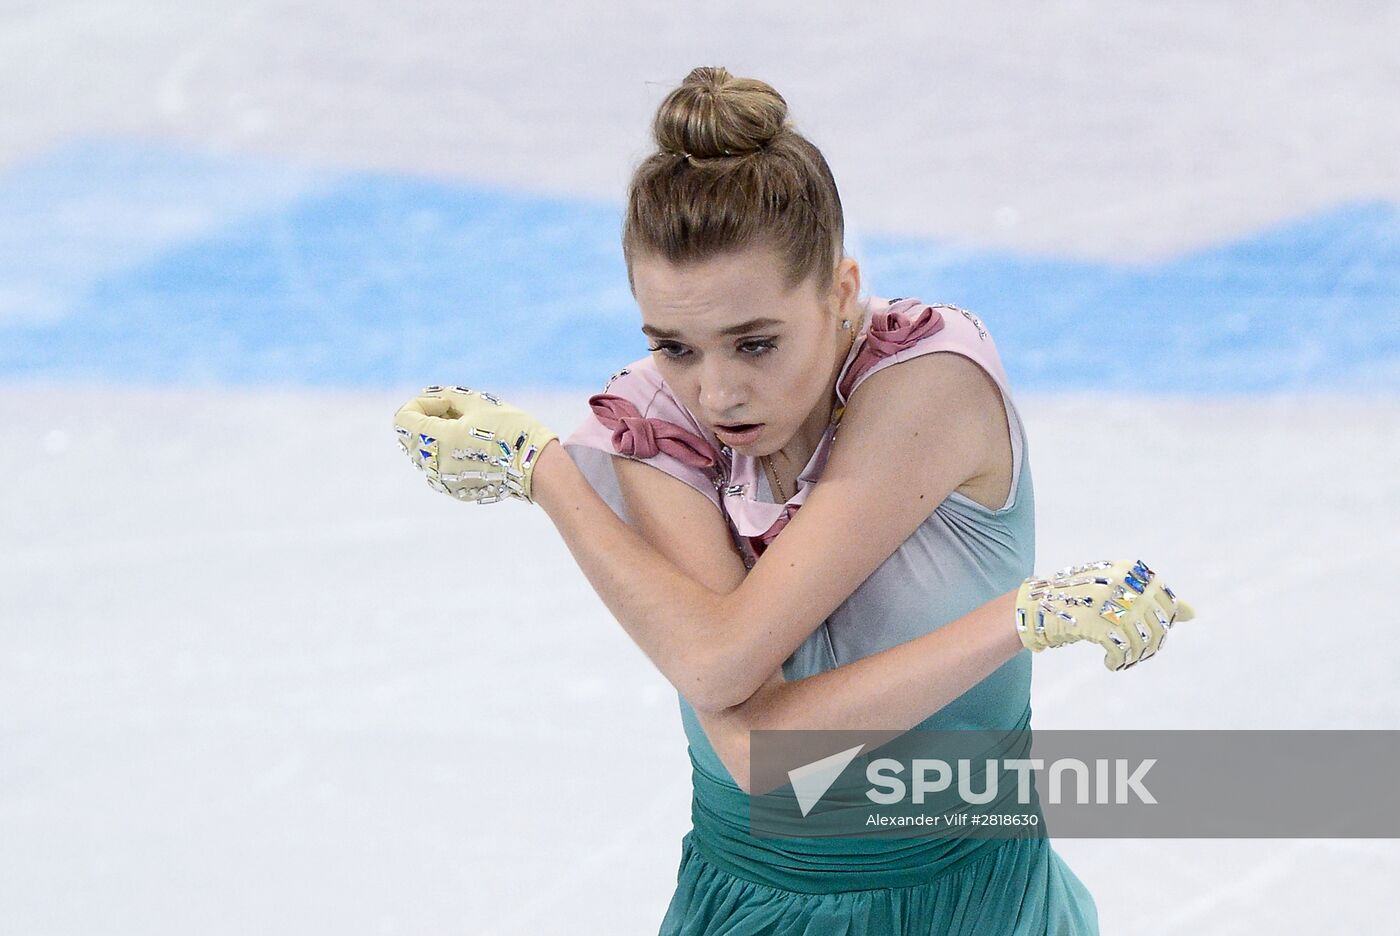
[1015,559,1197,671]
[393,385,559,505]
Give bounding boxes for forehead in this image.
[632,245,811,338]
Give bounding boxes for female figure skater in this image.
[393,67,1196,934]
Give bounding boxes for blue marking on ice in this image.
[861,202,1400,394]
[1,139,1396,393]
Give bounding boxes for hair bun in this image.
[653,66,789,160]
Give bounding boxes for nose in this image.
[698,360,748,420]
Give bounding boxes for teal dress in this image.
[563,298,1099,934]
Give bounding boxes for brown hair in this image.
[622,66,846,296]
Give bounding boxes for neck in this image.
[767,298,865,475]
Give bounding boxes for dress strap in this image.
[836,298,948,401]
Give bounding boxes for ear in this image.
[829,255,861,318]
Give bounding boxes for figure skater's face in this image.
[631,242,861,457]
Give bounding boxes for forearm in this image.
[702,590,1025,789]
[743,590,1021,732]
[531,440,738,704]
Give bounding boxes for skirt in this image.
[657,830,1099,935]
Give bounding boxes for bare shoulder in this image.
[837,349,1011,509]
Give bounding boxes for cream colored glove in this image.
[393,385,558,505]
[1015,559,1197,671]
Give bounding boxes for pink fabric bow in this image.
[837,301,946,399]
[588,393,719,468]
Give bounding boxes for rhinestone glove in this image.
[393,386,558,505]
[1015,559,1197,671]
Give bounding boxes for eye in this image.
[647,342,690,360]
[646,338,777,361]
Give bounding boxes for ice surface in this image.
[3,388,1396,934]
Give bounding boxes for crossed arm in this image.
[530,351,1026,791]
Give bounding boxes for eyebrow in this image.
[641,317,786,340]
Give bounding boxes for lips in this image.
[713,422,765,444]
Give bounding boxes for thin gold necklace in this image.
[762,453,788,501]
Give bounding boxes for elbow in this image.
[687,684,756,716]
[716,721,787,797]
[690,692,782,796]
[681,657,763,715]
[677,637,763,715]
[706,711,756,794]
[717,736,754,795]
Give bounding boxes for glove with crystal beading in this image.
[393,385,558,505]
[1014,559,1197,671]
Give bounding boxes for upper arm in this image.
[615,454,790,786]
[612,455,759,713]
[614,456,748,594]
[716,350,1004,700]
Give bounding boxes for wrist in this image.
[1011,578,1044,653]
[529,439,571,512]
[996,588,1033,656]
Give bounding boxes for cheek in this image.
[765,352,823,408]
[662,370,700,410]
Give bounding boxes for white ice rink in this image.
[4,3,1400,933]
[5,389,1397,933]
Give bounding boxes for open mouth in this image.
[716,422,760,432]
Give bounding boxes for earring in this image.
[840,318,851,330]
